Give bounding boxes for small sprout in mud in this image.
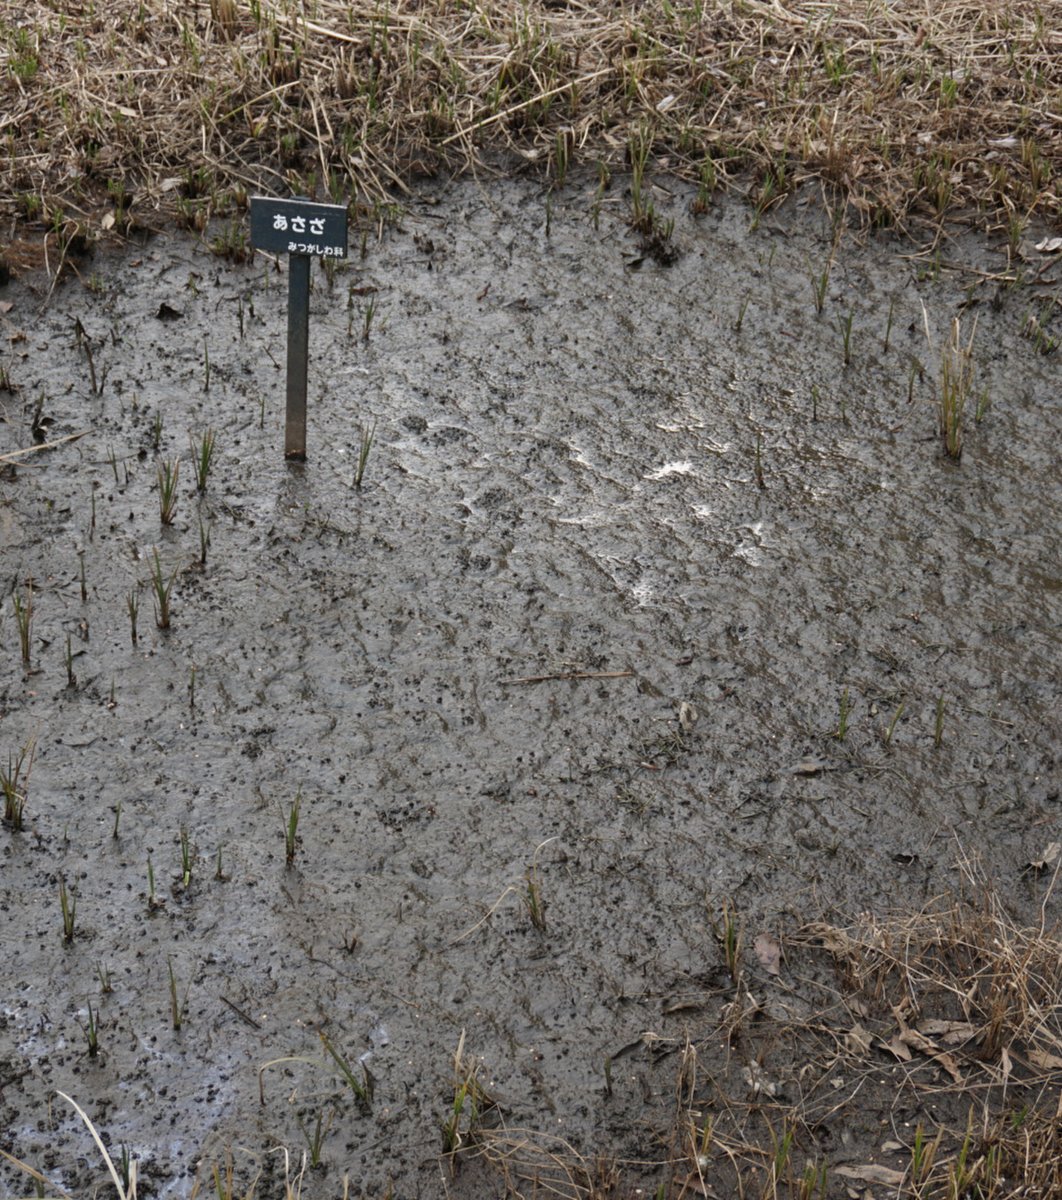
[603,1055,613,1097]
[96,962,113,994]
[835,687,851,740]
[808,256,831,315]
[146,855,163,911]
[89,488,96,540]
[354,420,377,490]
[152,409,164,452]
[214,844,227,882]
[79,552,87,603]
[883,295,897,353]
[198,516,211,567]
[733,293,750,333]
[107,444,120,484]
[150,549,179,629]
[715,898,742,984]
[911,1123,942,1187]
[85,1000,99,1057]
[189,665,196,711]
[442,1031,494,1158]
[13,582,33,667]
[811,385,819,421]
[127,587,140,645]
[753,430,765,489]
[319,1031,373,1113]
[769,1120,795,1187]
[203,338,211,391]
[552,126,571,189]
[975,385,991,423]
[2,736,36,830]
[934,694,946,747]
[156,457,180,525]
[118,1145,134,1196]
[297,1106,332,1169]
[284,789,302,867]
[838,311,853,366]
[937,316,977,460]
[907,355,923,405]
[80,334,100,396]
[797,1160,828,1200]
[362,298,379,343]
[189,427,217,492]
[691,157,716,215]
[883,699,905,746]
[258,394,266,429]
[65,633,76,688]
[951,1117,978,1196]
[523,863,547,932]
[59,874,77,943]
[167,957,189,1030]
[178,825,193,888]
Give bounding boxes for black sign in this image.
[249,196,348,259]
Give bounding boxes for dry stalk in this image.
[1,0,1059,268]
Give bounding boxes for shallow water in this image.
[1,177,1060,1197]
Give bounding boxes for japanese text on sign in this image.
[249,196,348,259]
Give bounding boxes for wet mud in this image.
[1,176,1060,1197]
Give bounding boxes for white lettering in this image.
[272,214,288,231]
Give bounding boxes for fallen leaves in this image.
[835,1163,907,1187]
[753,932,781,976]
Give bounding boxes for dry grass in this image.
[1,0,1059,265]
[467,855,1062,1199]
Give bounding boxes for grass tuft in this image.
[1,736,36,830]
[189,428,217,492]
[156,457,180,525]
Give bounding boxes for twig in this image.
[220,995,263,1030]
[499,669,632,685]
[0,429,89,464]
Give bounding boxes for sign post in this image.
[249,196,348,461]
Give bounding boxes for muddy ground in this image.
[1,176,1060,1198]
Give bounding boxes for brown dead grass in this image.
[0,0,1059,256]
[464,855,1062,1199]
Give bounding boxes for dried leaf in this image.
[791,755,828,775]
[1026,842,1061,872]
[1027,1047,1062,1071]
[0,300,13,313]
[806,922,854,954]
[836,1164,907,1187]
[1035,237,1062,254]
[881,1034,912,1062]
[898,1029,963,1083]
[845,1023,873,1056]
[754,932,781,975]
[917,1019,976,1045]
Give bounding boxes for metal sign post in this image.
[249,196,349,461]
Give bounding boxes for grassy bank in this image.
[1,0,1060,267]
